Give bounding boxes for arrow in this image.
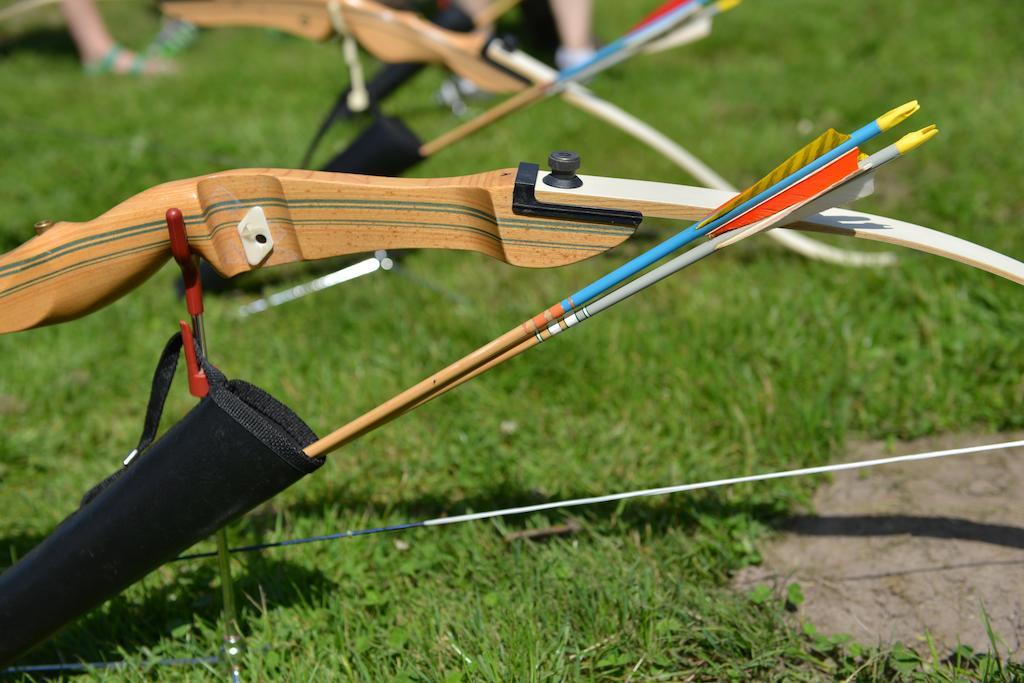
[402,145,876,411]
[301,101,926,456]
[418,0,714,156]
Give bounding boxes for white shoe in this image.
[555,45,597,72]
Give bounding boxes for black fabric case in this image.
[322,114,426,177]
[301,5,474,167]
[0,334,323,665]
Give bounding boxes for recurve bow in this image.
[163,0,892,270]
[3,107,1024,666]
[7,158,1023,337]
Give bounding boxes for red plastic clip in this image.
[179,320,209,398]
[166,208,209,398]
[166,208,204,318]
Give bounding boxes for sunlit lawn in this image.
[1,0,1023,679]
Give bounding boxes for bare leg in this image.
[60,0,116,62]
[549,0,594,70]
[549,0,592,50]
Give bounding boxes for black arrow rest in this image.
[512,162,644,227]
[0,332,323,666]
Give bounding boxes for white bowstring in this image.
[174,438,1024,561]
[424,439,1024,527]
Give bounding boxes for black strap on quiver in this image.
[0,333,323,665]
[321,114,425,176]
[300,4,474,167]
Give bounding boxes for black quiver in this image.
[299,4,475,167]
[321,114,425,176]
[0,333,323,665]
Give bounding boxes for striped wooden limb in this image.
[161,0,336,40]
[161,0,525,93]
[419,84,545,156]
[340,0,524,93]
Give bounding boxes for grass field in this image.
[1,0,1024,679]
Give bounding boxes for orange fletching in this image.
[709,148,861,237]
[631,0,695,30]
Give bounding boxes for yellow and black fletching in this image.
[698,128,851,228]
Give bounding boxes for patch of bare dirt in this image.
[733,432,1024,655]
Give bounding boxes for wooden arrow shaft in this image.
[419,85,546,157]
[305,324,533,456]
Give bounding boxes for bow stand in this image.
[166,208,245,681]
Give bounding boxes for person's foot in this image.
[146,19,198,58]
[555,45,596,71]
[83,43,177,75]
[436,76,492,117]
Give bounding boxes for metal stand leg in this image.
[165,208,247,681]
[215,529,244,682]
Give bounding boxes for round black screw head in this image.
[543,151,583,189]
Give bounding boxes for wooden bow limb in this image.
[161,0,337,40]
[6,166,980,340]
[297,0,896,269]
[303,169,1024,459]
[0,167,643,334]
[161,0,526,93]
[336,0,525,92]
[535,176,1024,288]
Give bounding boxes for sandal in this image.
[82,43,123,75]
[83,43,177,76]
[146,19,198,58]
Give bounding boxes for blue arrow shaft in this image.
[556,0,709,84]
[560,119,883,311]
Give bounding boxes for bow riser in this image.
[161,0,525,93]
[0,167,647,334]
[341,0,524,93]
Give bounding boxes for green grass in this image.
[2,0,1024,679]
